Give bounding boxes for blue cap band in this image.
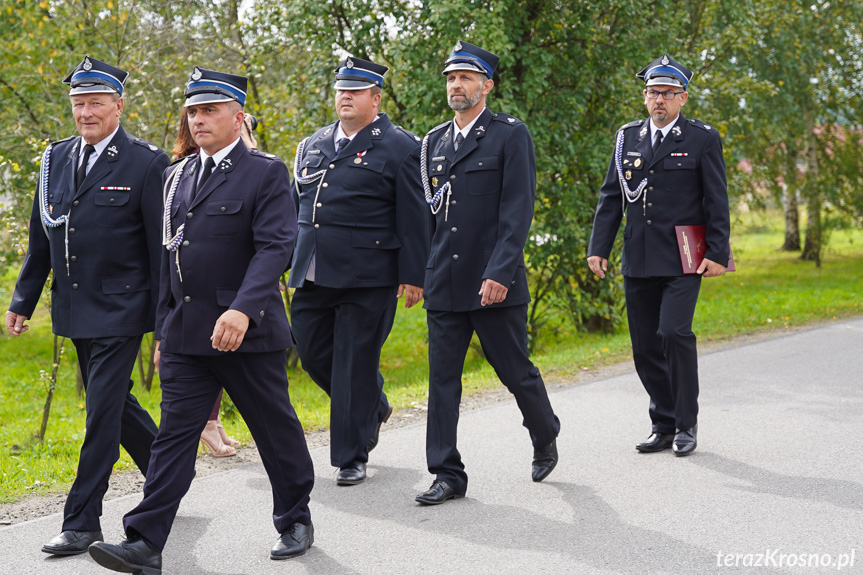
[448,50,494,77]
[338,67,384,86]
[185,79,246,105]
[71,71,124,94]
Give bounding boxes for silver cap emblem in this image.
[191,67,202,81]
[83,57,93,71]
[661,55,669,65]
[346,58,354,69]
[455,41,463,52]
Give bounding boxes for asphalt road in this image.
[2,318,862,575]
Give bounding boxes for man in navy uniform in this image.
[289,57,427,486]
[5,56,167,555]
[89,68,315,574]
[416,41,561,505]
[587,55,730,456]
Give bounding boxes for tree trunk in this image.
[800,117,821,267]
[781,185,801,251]
[38,335,66,442]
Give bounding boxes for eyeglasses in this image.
[645,89,685,100]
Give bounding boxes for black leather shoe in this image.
[673,425,698,456]
[415,480,463,505]
[41,530,103,556]
[271,522,314,559]
[367,403,394,453]
[636,432,674,453]
[532,439,558,482]
[336,460,366,485]
[88,537,162,574]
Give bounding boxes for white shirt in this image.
[78,125,120,175]
[452,108,486,145]
[334,114,380,147]
[649,115,678,146]
[198,137,241,186]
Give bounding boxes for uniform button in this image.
[328,164,335,169]
[72,200,79,207]
[450,175,456,181]
[647,220,652,225]
[322,182,328,188]
[70,255,77,262]
[220,206,226,212]
[183,296,191,303]
[182,240,190,247]
[69,227,76,234]
[511,280,516,285]
[109,197,116,204]
[259,310,265,318]
[450,200,457,206]
[649,170,655,175]
[478,162,483,167]
[72,283,79,289]
[125,285,131,290]
[648,186,654,191]
[316,202,322,208]
[452,254,459,261]
[647,202,653,208]
[451,227,457,233]
[314,223,320,229]
[187,212,194,218]
[375,240,380,245]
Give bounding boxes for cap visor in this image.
[645,77,684,88]
[442,62,488,76]
[69,85,119,96]
[184,93,238,107]
[334,79,376,90]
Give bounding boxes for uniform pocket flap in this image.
[206,199,243,215]
[464,156,499,172]
[428,159,449,177]
[102,275,149,294]
[663,157,696,170]
[303,154,325,168]
[95,191,131,206]
[216,288,238,307]
[351,230,402,249]
[348,157,386,173]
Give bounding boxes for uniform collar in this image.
[199,136,241,175]
[78,124,120,168]
[452,107,486,141]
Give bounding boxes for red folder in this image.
[675,225,735,274]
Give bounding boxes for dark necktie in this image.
[652,131,663,154]
[197,156,215,194]
[336,137,350,153]
[454,132,464,151]
[76,144,96,189]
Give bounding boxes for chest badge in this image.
[625,170,632,181]
[432,177,439,188]
[354,157,362,164]
[302,167,308,177]
[633,158,642,168]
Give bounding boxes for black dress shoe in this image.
[532,439,558,482]
[673,425,698,456]
[271,522,314,559]
[635,432,674,453]
[367,403,394,453]
[415,480,463,505]
[88,537,162,574]
[41,530,103,556]
[336,460,366,485]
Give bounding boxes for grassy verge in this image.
[1,210,860,503]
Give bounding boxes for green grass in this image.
[1,210,861,503]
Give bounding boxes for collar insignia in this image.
[672,125,682,137]
[639,126,648,138]
[107,145,118,156]
[219,158,232,171]
[476,125,485,132]
[371,127,381,136]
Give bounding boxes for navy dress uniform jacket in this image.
[588,113,730,276]
[10,126,168,337]
[423,108,534,312]
[288,113,427,289]
[155,140,295,354]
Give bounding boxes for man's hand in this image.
[479,278,508,306]
[397,284,423,309]
[587,256,608,279]
[5,311,29,336]
[697,257,726,278]
[211,310,250,352]
[153,340,161,374]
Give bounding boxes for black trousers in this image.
[426,305,560,496]
[63,335,157,532]
[624,274,702,434]
[291,284,396,467]
[123,351,313,551]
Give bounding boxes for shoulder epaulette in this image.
[309,122,338,142]
[131,137,163,154]
[250,148,280,161]
[51,135,77,147]
[425,121,450,137]
[169,153,198,166]
[687,118,715,132]
[396,125,421,143]
[618,119,645,132]
[492,112,523,126]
